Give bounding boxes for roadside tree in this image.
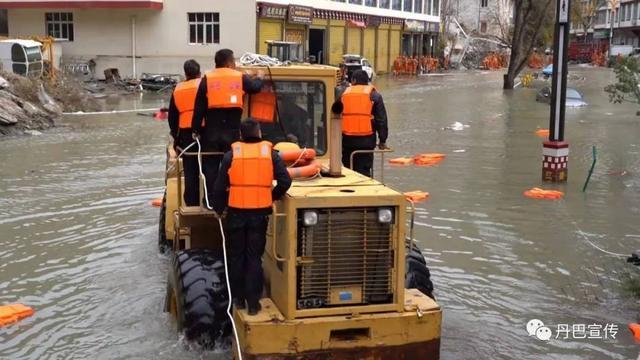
[605,56,640,111]
[503,0,554,89]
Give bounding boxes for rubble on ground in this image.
[460,38,509,70]
[0,71,100,136]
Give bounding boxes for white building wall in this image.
[7,0,256,78]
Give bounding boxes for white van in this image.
[0,39,44,77]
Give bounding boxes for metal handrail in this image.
[174,146,224,209]
[270,204,287,262]
[405,199,416,244]
[349,148,394,184]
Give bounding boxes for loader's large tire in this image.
[158,192,170,253]
[164,249,230,348]
[405,241,435,300]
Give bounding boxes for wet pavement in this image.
[1,67,639,359]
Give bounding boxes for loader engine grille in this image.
[297,208,394,309]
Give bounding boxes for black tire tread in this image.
[405,240,435,299]
[168,249,230,348]
[158,192,170,253]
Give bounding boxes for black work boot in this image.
[233,298,246,310]
[247,301,261,316]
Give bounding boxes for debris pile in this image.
[0,71,100,136]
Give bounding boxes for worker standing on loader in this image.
[213,119,292,315]
[191,49,264,208]
[333,69,389,177]
[167,59,202,206]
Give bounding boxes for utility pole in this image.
[543,0,571,183]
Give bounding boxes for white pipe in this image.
[131,16,137,79]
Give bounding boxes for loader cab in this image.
[0,39,43,77]
[266,41,304,62]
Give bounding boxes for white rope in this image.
[218,217,243,360]
[63,108,161,115]
[571,222,628,258]
[287,148,309,168]
[192,138,242,359]
[239,53,282,67]
[195,138,213,210]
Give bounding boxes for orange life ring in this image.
[278,148,317,162]
[288,161,321,179]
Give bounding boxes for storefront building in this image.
[256,0,440,74]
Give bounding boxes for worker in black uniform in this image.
[332,69,389,177]
[191,49,264,208]
[213,119,292,315]
[167,59,201,206]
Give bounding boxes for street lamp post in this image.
[543,0,571,183]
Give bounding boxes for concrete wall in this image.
[453,0,511,38]
[7,0,256,78]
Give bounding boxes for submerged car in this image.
[341,54,376,82]
[536,86,588,107]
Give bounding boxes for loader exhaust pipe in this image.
[330,102,343,177]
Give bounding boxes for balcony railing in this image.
[0,0,163,9]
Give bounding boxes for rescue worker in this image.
[167,59,202,206]
[213,119,292,315]
[191,49,264,208]
[332,69,389,177]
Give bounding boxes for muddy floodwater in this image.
[1,67,639,359]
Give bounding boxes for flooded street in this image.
[1,67,639,359]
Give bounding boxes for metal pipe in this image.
[329,112,343,177]
[131,16,137,79]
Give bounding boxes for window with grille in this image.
[481,0,488,7]
[45,12,74,41]
[404,0,413,12]
[414,0,423,13]
[480,21,488,33]
[188,12,220,45]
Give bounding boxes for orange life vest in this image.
[342,85,374,136]
[250,83,276,123]
[173,78,201,129]
[205,68,244,109]
[228,141,274,209]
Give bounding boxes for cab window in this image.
[251,81,327,156]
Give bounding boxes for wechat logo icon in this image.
[527,319,552,341]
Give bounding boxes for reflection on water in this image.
[1,68,638,359]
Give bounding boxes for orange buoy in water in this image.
[524,187,564,200]
[535,129,550,137]
[389,157,414,166]
[404,191,430,203]
[414,153,446,166]
[629,323,640,341]
[0,304,34,327]
[151,198,163,207]
[288,161,321,179]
